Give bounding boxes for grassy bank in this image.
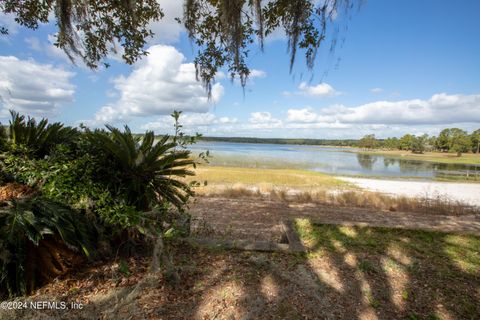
[355,149,480,165]
[189,165,346,189]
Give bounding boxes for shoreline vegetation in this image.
[188,165,480,212]
[354,149,480,165]
[193,133,480,166]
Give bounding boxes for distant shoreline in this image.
[197,136,359,147]
[195,137,480,166]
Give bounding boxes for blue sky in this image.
[1,0,479,138]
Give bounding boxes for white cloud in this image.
[25,37,41,51]
[91,45,224,124]
[0,56,75,116]
[142,112,237,131]
[286,107,318,123]
[249,112,276,123]
[0,13,18,36]
[284,82,338,97]
[140,93,480,138]
[370,87,383,93]
[148,0,184,44]
[250,69,267,78]
[282,93,480,129]
[298,82,337,97]
[248,112,283,129]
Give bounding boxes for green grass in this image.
[295,219,480,274]
[294,219,480,318]
[355,149,480,165]
[189,165,346,188]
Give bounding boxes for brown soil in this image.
[2,240,478,320]
[2,195,479,320]
[189,196,480,242]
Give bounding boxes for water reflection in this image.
[357,154,377,170]
[189,141,480,180]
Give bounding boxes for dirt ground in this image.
[2,230,478,320]
[189,196,480,242]
[2,195,479,320]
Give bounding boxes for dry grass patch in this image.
[203,186,479,216]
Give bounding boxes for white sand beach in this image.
[339,177,480,207]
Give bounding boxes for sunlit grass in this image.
[295,219,480,276]
[188,165,346,188]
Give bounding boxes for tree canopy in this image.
[0,0,359,93]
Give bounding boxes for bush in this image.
[0,110,200,296]
[7,110,79,158]
[0,197,95,298]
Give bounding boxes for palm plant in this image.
[0,197,95,297]
[88,125,195,212]
[8,110,79,158]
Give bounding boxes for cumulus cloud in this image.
[0,56,75,116]
[142,113,237,131]
[286,107,318,123]
[284,82,338,97]
[148,0,184,44]
[284,93,480,126]
[370,87,383,93]
[248,112,283,129]
[138,93,480,138]
[298,82,337,96]
[91,45,224,124]
[249,112,277,123]
[249,69,267,78]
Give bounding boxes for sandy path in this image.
[190,197,480,242]
[339,177,480,207]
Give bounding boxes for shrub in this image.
[7,110,79,158]
[87,125,195,212]
[0,197,95,298]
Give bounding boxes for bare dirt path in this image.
[189,196,480,241]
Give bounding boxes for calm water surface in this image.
[189,141,480,180]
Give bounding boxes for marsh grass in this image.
[202,187,479,216]
[188,165,478,215]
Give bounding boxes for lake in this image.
[189,141,480,180]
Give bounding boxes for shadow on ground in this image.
[2,218,479,320]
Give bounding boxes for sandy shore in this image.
[339,177,480,207]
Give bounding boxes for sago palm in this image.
[8,110,79,158]
[0,197,94,297]
[88,125,195,211]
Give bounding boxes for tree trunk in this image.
[151,233,180,283]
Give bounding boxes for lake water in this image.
[189,141,480,180]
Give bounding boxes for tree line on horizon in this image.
[195,127,480,157]
[359,128,480,156]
